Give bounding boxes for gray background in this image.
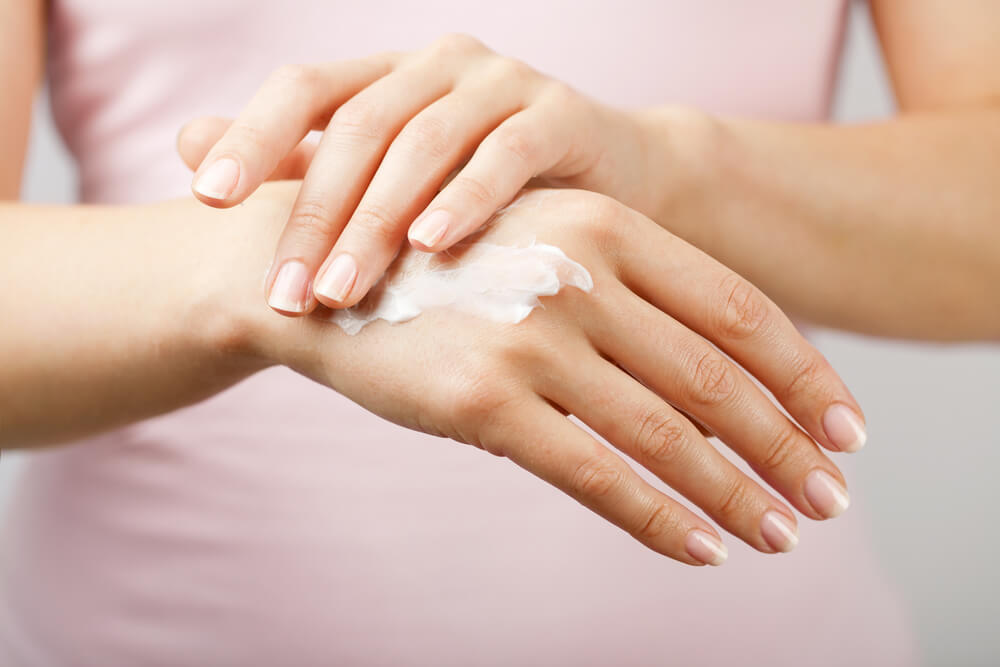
[3,4,998,665]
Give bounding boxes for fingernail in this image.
[267,260,310,313]
[823,403,867,452]
[761,511,799,553]
[685,530,728,566]
[804,469,850,519]
[315,254,358,303]
[194,157,240,200]
[409,209,452,249]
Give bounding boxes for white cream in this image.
[322,240,593,335]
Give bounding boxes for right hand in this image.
[229,183,864,566]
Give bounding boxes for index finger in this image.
[191,53,398,207]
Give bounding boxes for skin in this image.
[187,1,1000,342]
[5,0,986,566]
[0,0,863,567]
[0,182,861,564]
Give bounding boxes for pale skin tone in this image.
[0,0,995,565]
[183,1,1000,342]
[0,183,863,564]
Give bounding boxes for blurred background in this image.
[2,4,997,665]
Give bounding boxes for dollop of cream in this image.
[323,241,593,334]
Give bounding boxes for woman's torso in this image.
[0,1,917,665]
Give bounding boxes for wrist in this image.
[177,186,297,374]
[628,105,725,247]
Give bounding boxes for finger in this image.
[267,61,457,315]
[589,281,850,529]
[540,349,798,554]
[407,97,572,252]
[314,76,525,308]
[191,53,398,207]
[483,398,729,566]
[178,116,318,181]
[614,212,867,453]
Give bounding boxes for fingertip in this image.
[685,529,729,566]
[266,258,314,315]
[191,189,236,208]
[822,402,867,453]
[314,253,361,309]
[193,157,242,205]
[760,510,799,554]
[313,291,365,310]
[408,209,453,251]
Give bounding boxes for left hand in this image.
[179,34,651,315]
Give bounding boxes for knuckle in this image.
[401,114,453,161]
[717,273,771,340]
[269,63,319,89]
[716,479,752,522]
[759,426,801,473]
[542,80,578,106]
[632,502,678,543]
[570,451,623,500]
[448,366,518,427]
[562,191,622,247]
[783,352,829,400]
[433,32,484,56]
[634,409,688,467]
[330,100,385,141]
[688,348,736,407]
[351,202,403,246]
[492,322,553,367]
[584,191,626,229]
[290,199,337,242]
[492,125,538,165]
[449,174,499,209]
[487,57,535,84]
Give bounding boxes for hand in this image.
[225,183,865,566]
[181,34,651,315]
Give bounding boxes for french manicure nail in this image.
[761,511,799,553]
[315,254,358,303]
[267,260,310,313]
[804,469,850,519]
[194,157,240,200]
[686,530,728,566]
[823,403,867,452]
[409,209,452,248]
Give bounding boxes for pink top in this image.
[1,1,917,665]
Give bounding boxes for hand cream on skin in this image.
[322,241,593,335]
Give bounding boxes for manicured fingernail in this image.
[267,260,310,313]
[823,403,867,452]
[194,157,240,200]
[685,530,728,566]
[761,511,799,553]
[409,209,452,249]
[315,254,358,303]
[804,469,850,519]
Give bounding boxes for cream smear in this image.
[322,241,593,335]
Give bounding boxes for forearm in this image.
[0,199,275,448]
[635,107,1000,341]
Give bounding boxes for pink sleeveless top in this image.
[1,1,917,664]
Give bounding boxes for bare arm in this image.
[0,198,278,447]
[0,0,268,448]
[0,0,43,197]
[638,0,1000,341]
